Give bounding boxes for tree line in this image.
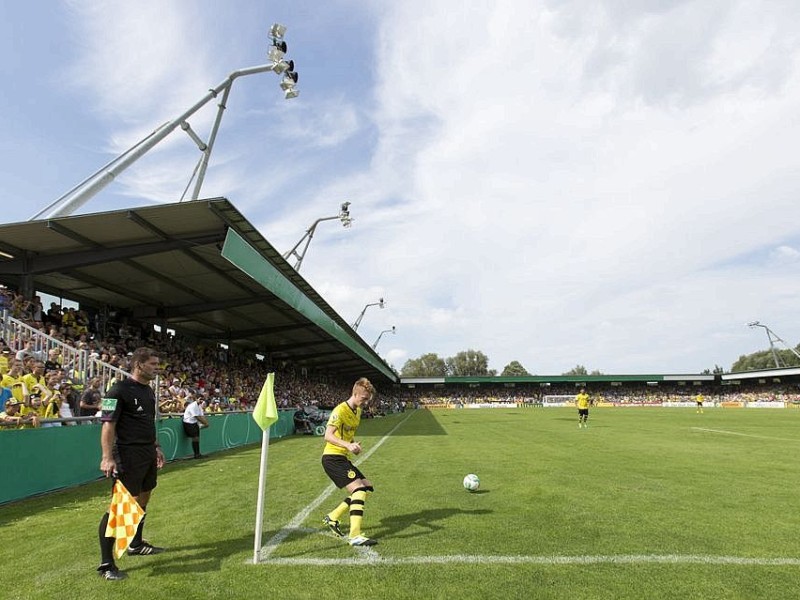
[399,345,800,377]
[400,349,604,377]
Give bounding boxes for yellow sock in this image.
[328,496,351,522]
[348,490,368,538]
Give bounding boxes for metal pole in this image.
[282,215,340,271]
[748,321,800,368]
[353,299,383,331]
[190,84,233,201]
[372,327,395,350]
[33,64,277,220]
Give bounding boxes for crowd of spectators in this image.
[3,283,800,430]
[0,285,403,430]
[398,382,800,406]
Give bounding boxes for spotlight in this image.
[340,202,352,226]
[269,23,287,40]
[268,41,287,62]
[284,88,299,99]
[273,59,294,74]
[280,72,299,91]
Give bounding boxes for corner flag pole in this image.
[251,373,278,564]
[253,427,270,564]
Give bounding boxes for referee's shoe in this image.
[127,540,165,555]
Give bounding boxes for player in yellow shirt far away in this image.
[696,392,705,414]
[576,388,590,429]
[321,377,378,547]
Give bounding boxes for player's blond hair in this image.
[353,377,375,397]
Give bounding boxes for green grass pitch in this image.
[3,407,800,599]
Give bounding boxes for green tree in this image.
[446,349,491,377]
[562,365,588,376]
[501,361,530,376]
[400,353,447,377]
[731,347,800,372]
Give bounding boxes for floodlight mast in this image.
[30,23,299,221]
[282,202,353,271]
[372,326,396,350]
[352,296,384,331]
[747,321,800,368]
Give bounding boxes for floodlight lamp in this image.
[269,23,287,40]
[284,88,300,100]
[268,47,284,62]
[378,298,385,309]
[391,326,396,333]
[273,59,293,74]
[280,74,298,91]
[339,201,352,226]
[748,321,761,327]
[268,43,286,62]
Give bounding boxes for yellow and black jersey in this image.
[575,393,590,409]
[322,401,361,457]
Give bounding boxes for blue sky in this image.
[2,0,800,375]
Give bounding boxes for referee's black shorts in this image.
[182,421,200,438]
[322,454,365,489]
[113,444,158,497]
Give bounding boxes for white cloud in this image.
[769,245,800,264]
[11,0,800,375]
[272,97,361,148]
[290,0,800,373]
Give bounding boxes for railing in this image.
[1,309,89,381]
[0,309,144,393]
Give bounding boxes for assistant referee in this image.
[96,347,166,581]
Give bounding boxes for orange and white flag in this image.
[104,480,145,558]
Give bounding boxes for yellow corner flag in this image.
[252,372,278,431]
[105,480,145,558]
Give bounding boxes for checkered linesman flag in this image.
[105,480,145,558]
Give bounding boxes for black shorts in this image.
[578,408,589,417]
[113,444,158,497]
[322,454,365,489]
[182,421,200,438]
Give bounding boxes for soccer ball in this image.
[463,473,480,492]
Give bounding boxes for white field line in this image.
[258,411,415,562]
[263,554,800,567]
[257,416,800,567]
[691,427,800,443]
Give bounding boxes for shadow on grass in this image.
[124,533,256,577]
[359,409,447,437]
[372,507,492,540]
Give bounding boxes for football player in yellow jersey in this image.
[321,377,378,547]
[695,392,704,414]
[576,388,590,429]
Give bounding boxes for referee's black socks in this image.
[98,512,115,566]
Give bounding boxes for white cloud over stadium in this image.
[1,0,799,374]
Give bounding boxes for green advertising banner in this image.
[0,410,295,505]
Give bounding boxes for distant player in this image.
[321,377,378,547]
[576,388,590,429]
[696,392,704,414]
